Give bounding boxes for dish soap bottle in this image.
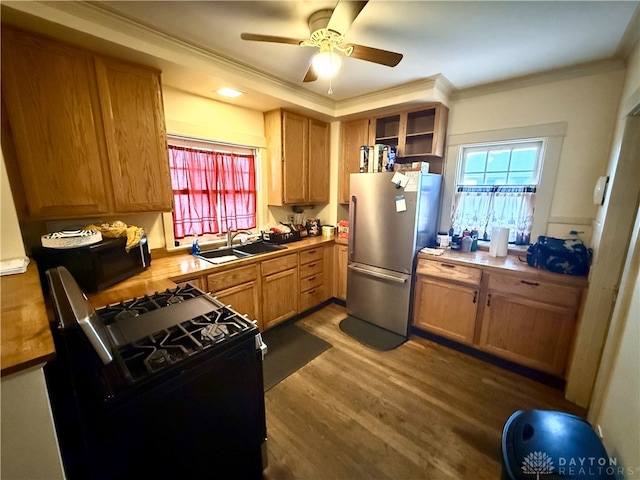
[192,234,200,256]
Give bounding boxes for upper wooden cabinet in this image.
[264,109,330,206]
[338,118,370,204]
[371,104,448,160]
[94,57,173,213]
[337,103,448,204]
[0,28,173,220]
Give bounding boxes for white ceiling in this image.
[2,1,639,117]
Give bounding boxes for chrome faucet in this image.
[226,230,252,248]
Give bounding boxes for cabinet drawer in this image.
[488,274,580,308]
[207,264,258,292]
[261,253,298,277]
[299,247,324,264]
[300,259,323,279]
[300,285,326,312]
[300,272,323,292]
[416,259,482,286]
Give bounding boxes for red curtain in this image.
[169,145,256,239]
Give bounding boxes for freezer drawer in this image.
[347,262,412,337]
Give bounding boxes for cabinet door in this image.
[1,28,111,219]
[181,276,206,291]
[262,268,299,330]
[307,118,330,203]
[412,275,479,344]
[95,57,173,212]
[335,244,348,300]
[478,291,576,376]
[282,111,308,204]
[214,281,261,326]
[338,118,369,204]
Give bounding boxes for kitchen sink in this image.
[196,242,286,264]
[233,242,287,255]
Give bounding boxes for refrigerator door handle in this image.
[348,264,408,284]
[349,195,357,260]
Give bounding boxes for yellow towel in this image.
[85,221,145,251]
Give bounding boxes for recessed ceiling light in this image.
[216,87,245,98]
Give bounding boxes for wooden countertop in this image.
[2,236,336,377]
[417,248,589,288]
[87,235,335,307]
[1,263,56,377]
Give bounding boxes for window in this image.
[451,140,545,244]
[168,142,256,242]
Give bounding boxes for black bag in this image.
[525,236,592,276]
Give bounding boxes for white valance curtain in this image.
[451,186,536,245]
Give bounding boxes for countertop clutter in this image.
[1,236,335,377]
[418,248,588,288]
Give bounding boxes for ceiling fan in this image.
[240,0,403,84]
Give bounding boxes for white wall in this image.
[566,39,640,408]
[585,38,640,474]
[0,149,26,261]
[591,207,639,476]
[445,67,626,245]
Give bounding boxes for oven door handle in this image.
[255,332,268,360]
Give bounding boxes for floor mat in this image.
[262,323,331,391]
[339,315,407,351]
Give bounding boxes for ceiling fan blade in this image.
[347,44,403,67]
[240,33,304,46]
[302,64,318,83]
[327,0,368,34]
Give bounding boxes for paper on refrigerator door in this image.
[391,172,409,188]
[404,172,419,192]
[395,195,407,212]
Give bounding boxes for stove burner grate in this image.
[98,284,255,382]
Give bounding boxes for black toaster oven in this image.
[32,236,151,293]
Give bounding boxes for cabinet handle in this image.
[440,263,456,268]
[308,276,316,281]
[307,250,317,254]
[308,289,316,295]
[473,290,478,304]
[487,293,492,307]
[308,263,317,267]
[520,280,540,287]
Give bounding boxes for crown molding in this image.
[451,58,626,101]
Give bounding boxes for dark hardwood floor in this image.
[262,304,585,480]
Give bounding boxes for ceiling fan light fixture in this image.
[312,50,342,77]
[216,87,245,98]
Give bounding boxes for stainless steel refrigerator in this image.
[347,172,442,337]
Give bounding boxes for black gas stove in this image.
[96,283,258,385]
[44,266,267,479]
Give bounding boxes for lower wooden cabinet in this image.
[412,259,481,344]
[261,254,299,330]
[207,264,261,328]
[477,274,580,376]
[412,256,585,378]
[334,244,348,301]
[299,246,330,312]
[413,276,479,344]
